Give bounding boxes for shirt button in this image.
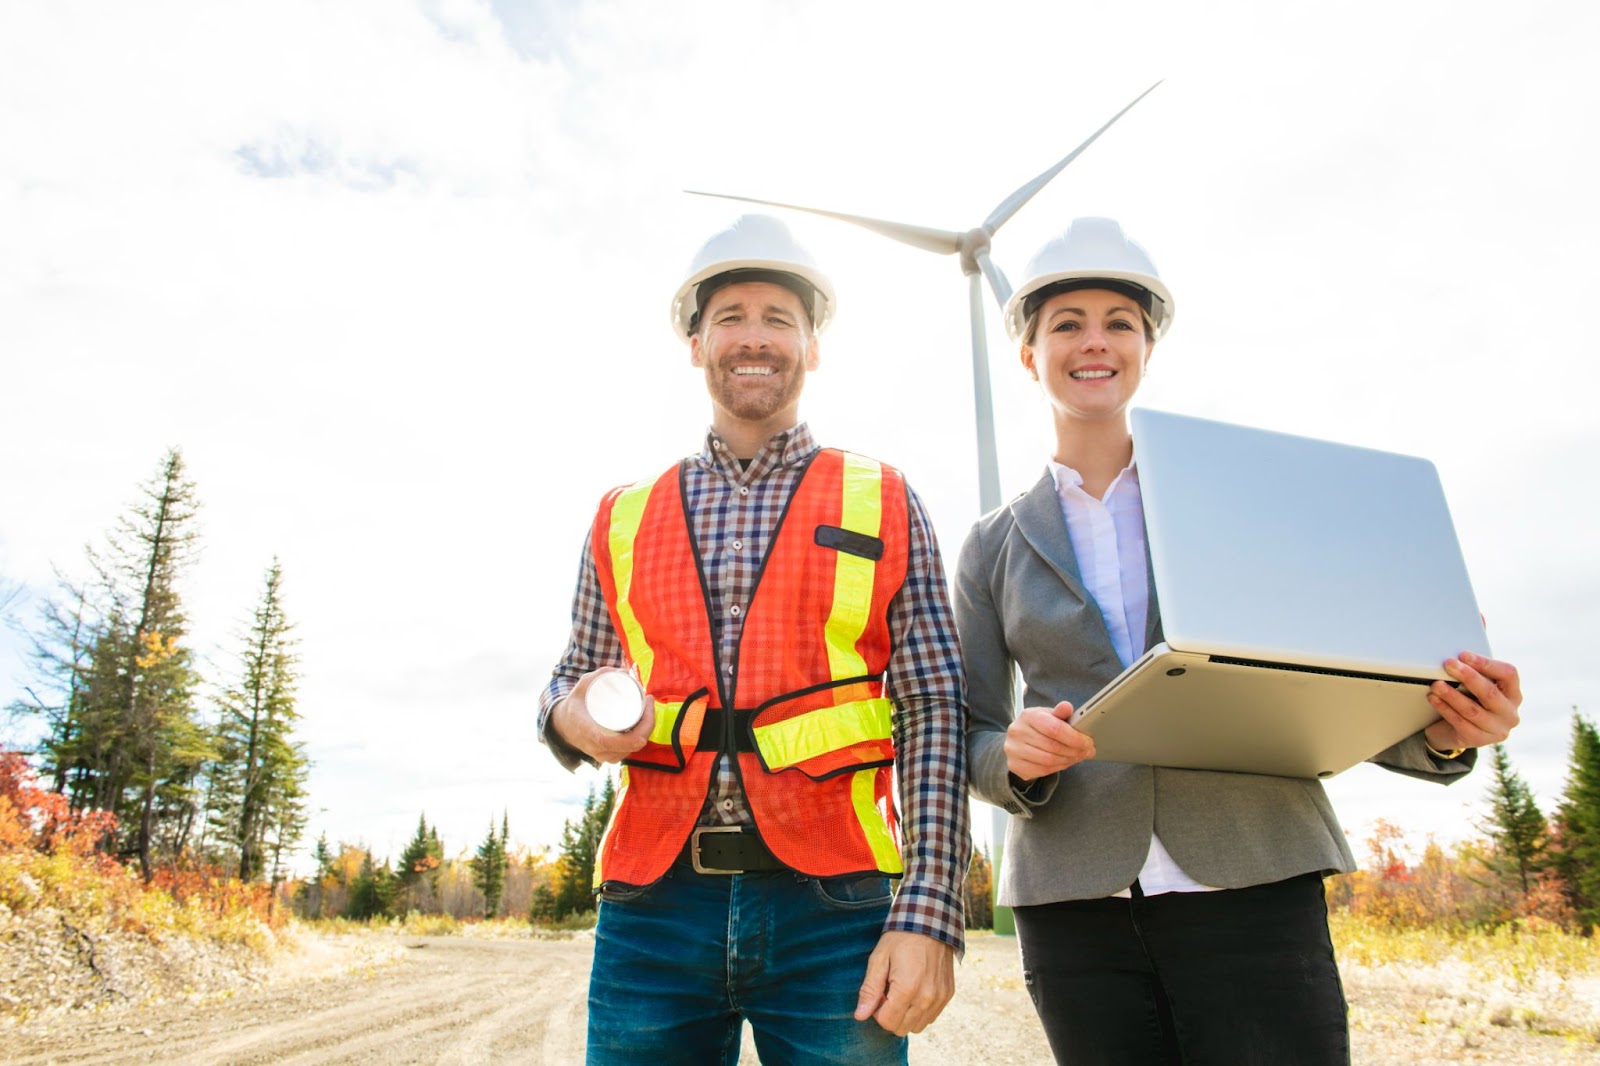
[731,539,743,551]
[729,604,742,617]
[724,664,734,675]
[721,799,734,811]
[739,486,749,496]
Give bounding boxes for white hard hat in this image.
[670,215,836,340]
[1003,217,1174,343]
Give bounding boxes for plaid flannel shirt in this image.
[538,423,971,953]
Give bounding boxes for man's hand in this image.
[1005,700,1096,782]
[1424,651,1523,754]
[551,668,655,764]
[852,930,956,1036]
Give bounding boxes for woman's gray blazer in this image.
[956,470,1476,907]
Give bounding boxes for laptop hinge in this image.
[1207,655,1433,686]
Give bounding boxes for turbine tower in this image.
[689,82,1162,933]
[689,80,1161,515]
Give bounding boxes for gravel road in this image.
[5,931,1597,1064]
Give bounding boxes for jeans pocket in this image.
[598,880,655,904]
[809,874,893,911]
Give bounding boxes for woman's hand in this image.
[1424,651,1522,754]
[1005,701,1096,781]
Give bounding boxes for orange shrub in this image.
[1,749,285,942]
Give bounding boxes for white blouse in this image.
[1049,458,1218,897]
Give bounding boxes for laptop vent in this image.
[1207,656,1432,687]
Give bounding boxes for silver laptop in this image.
[1067,408,1490,779]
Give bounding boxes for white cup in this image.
[586,669,645,733]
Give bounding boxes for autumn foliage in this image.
[0,748,283,944]
[1326,817,1577,932]
[0,749,117,863]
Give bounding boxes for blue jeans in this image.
[587,866,907,1066]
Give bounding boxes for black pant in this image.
[1012,873,1349,1066]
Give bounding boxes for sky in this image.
[2,0,1597,873]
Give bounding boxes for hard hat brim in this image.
[671,257,835,340]
[1003,268,1174,343]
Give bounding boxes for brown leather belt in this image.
[681,826,785,874]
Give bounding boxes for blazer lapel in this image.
[1009,470,1091,606]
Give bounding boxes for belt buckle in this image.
[691,826,744,874]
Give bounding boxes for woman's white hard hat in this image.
[1003,217,1174,343]
[670,215,836,340]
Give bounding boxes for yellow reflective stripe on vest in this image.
[646,699,680,745]
[752,697,893,769]
[607,479,657,688]
[851,768,903,874]
[824,453,883,681]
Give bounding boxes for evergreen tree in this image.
[1479,744,1548,897]
[553,777,616,917]
[9,575,98,796]
[529,882,557,924]
[470,814,510,918]
[210,561,307,881]
[1551,709,1600,930]
[347,852,397,919]
[45,449,207,879]
[399,814,446,912]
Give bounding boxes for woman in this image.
[956,217,1523,1065]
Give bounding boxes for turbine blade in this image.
[685,190,963,255]
[982,80,1163,235]
[974,250,1013,311]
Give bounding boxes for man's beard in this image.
[705,357,805,423]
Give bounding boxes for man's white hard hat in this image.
[670,215,836,340]
[1003,217,1174,343]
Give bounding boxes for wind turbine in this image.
[689,82,1163,934]
[689,80,1161,515]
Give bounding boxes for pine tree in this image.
[553,777,616,917]
[1551,709,1600,930]
[1479,744,1548,897]
[9,575,97,795]
[210,561,307,881]
[470,814,510,918]
[529,882,557,924]
[399,814,446,913]
[60,449,207,879]
[346,852,397,920]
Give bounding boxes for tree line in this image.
[5,449,309,887]
[1327,707,1600,931]
[293,779,617,924]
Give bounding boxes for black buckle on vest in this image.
[699,707,758,753]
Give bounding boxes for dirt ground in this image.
[5,930,1598,1064]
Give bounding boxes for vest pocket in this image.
[749,681,896,780]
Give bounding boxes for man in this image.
[538,214,970,1065]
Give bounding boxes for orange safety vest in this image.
[590,448,910,887]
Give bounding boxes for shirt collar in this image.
[700,422,820,482]
[1047,457,1140,501]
